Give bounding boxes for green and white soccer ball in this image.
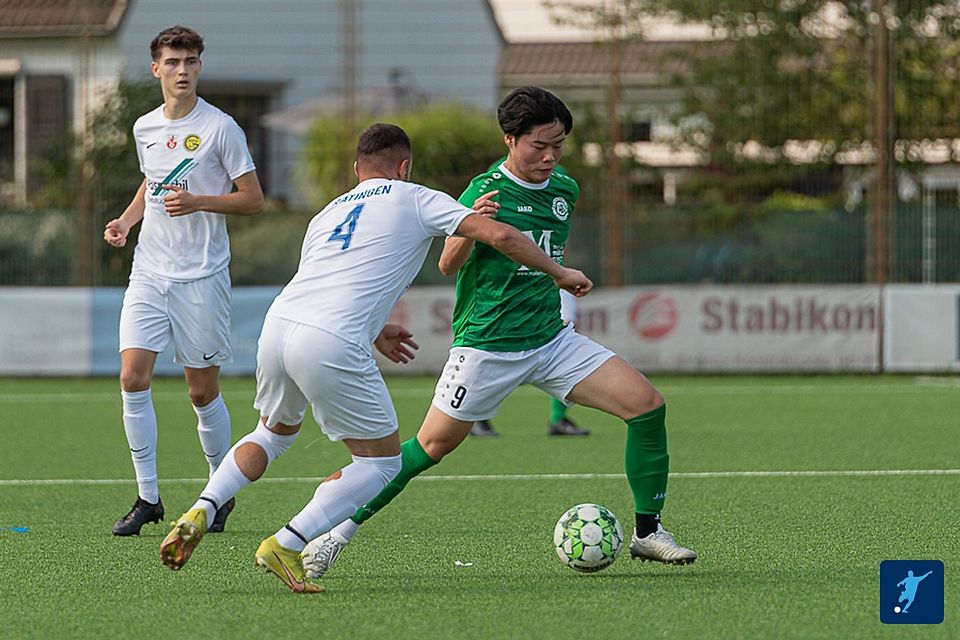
[554,503,623,573]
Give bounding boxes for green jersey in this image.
[451,163,579,351]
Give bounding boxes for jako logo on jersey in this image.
[518,205,533,212]
[184,134,201,151]
[629,292,679,340]
[551,197,569,221]
[166,135,177,149]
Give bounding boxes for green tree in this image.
[649,0,960,162]
[299,103,505,205]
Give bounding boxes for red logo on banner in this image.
[629,292,678,340]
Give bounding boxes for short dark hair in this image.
[150,25,204,61]
[356,123,411,160]
[497,86,573,137]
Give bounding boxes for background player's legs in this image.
[113,348,163,536]
[548,397,590,436]
[184,365,236,532]
[184,365,230,475]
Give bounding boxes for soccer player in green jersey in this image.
[303,87,696,576]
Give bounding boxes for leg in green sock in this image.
[350,436,438,524]
[624,403,669,515]
[549,397,567,424]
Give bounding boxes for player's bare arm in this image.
[374,324,419,364]
[439,190,500,275]
[162,170,264,217]
[104,179,148,248]
[454,213,592,296]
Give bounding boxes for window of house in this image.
[0,77,14,186]
[201,90,273,195]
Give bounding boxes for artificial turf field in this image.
[0,375,957,639]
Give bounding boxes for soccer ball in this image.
[553,503,623,573]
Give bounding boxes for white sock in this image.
[330,518,361,543]
[121,388,159,503]
[192,421,299,523]
[276,454,401,552]
[194,394,231,476]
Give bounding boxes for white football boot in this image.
[628,524,697,565]
[301,531,348,579]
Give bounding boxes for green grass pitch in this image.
[1,375,957,639]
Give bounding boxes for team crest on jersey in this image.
[166,135,177,149]
[551,197,569,221]
[184,134,201,151]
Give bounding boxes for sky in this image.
[487,0,712,42]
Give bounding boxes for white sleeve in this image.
[133,121,146,175]
[415,185,474,237]
[218,116,257,180]
[560,289,578,324]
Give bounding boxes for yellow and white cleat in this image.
[160,508,207,571]
[254,535,325,594]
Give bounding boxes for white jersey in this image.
[268,179,473,351]
[132,97,256,281]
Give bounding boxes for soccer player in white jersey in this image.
[158,123,592,593]
[103,26,263,536]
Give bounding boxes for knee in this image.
[119,369,150,392]
[188,387,218,408]
[420,436,454,462]
[625,386,664,419]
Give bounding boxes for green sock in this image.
[624,404,669,515]
[351,436,438,524]
[549,398,567,424]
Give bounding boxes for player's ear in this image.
[353,160,360,179]
[399,157,411,181]
[504,133,514,149]
[151,61,160,78]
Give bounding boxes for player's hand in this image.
[162,184,201,216]
[472,190,499,217]
[374,323,419,364]
[553,268,593,297]
[104,218,130,248]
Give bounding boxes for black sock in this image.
[635,513,661,537]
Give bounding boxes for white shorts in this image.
[119,268,232,368]
[432,324,615,422]
[254,316,398,441]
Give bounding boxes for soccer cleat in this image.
[207,497,235,534]
[255,535,324,593]
[112,496,165,536]
[160,509,208,570]
[548,417,591,436]
[301,532,347,579]
[470,420,500,437]
[628,524,697,565]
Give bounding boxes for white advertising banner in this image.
[0,285,883,375]
[884,285,960,372]
[377,285,882,374]
[0,288,92,375]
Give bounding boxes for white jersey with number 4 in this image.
[268,179,473,351]
[133,97,256,281]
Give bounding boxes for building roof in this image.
[499,40,694,85]
[0,0,129,38]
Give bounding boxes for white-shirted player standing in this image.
[159,123,592,593]
[103,25,263,537]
